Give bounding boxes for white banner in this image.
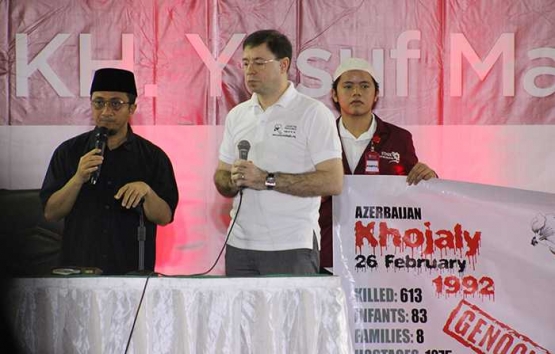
[334,176,555,353]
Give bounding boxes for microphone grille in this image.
[96,127,109,140]
[238,140,250,151]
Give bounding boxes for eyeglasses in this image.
[91,99,131,111]
[239,58,278,70]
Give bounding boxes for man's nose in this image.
[245,63,257,74]
[101,104,114,113]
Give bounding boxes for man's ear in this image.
[332,89,338,103]
[371,92,379,110]
[281,57,290,73]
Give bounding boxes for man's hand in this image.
[231,160,267,190]
[75,148,104,184]
[44,148,103,221]
[115,181,151,209]
[407,162,437,185]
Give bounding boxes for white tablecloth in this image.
[8,276,353,354]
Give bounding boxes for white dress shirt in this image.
[338,114,377,173]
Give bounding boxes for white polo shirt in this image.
[219,82,342,251]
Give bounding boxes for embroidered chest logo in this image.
[380,151,401,164]
[272,123,297,138]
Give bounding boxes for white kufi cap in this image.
[333,58,376,82]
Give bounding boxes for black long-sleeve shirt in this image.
[40,126,179,274]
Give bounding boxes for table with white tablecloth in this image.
[7,275,353,354]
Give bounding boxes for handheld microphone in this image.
[237,140,250,192]
[237,140,251,160]
[90,127,109,185]
[132,198,145,213]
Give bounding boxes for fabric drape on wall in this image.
[2,0,554,125]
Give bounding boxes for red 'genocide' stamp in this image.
[443,299,550,354]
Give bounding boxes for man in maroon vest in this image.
[319,58,437,273]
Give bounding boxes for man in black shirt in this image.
[40,68,179,275]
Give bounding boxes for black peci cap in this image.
[90,68,138,96]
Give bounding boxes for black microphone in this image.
[90,127,109,185]
[132,198,145,213]
[237,140,251,160]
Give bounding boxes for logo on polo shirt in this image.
[380,151,400,164]
[272,123,297,138]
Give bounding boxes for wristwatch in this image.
[265,173,276,190]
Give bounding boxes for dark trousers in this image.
[225,234,320,276]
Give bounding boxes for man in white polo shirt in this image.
[214,29,343,276]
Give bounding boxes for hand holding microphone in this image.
[90,127,109,185]
[232,140,270,191]
[232,140,251,190]
[74,127,108,185]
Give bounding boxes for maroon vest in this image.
[319,115,418,268]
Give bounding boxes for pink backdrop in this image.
[1,0,555,274]
[4,0,554,126]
